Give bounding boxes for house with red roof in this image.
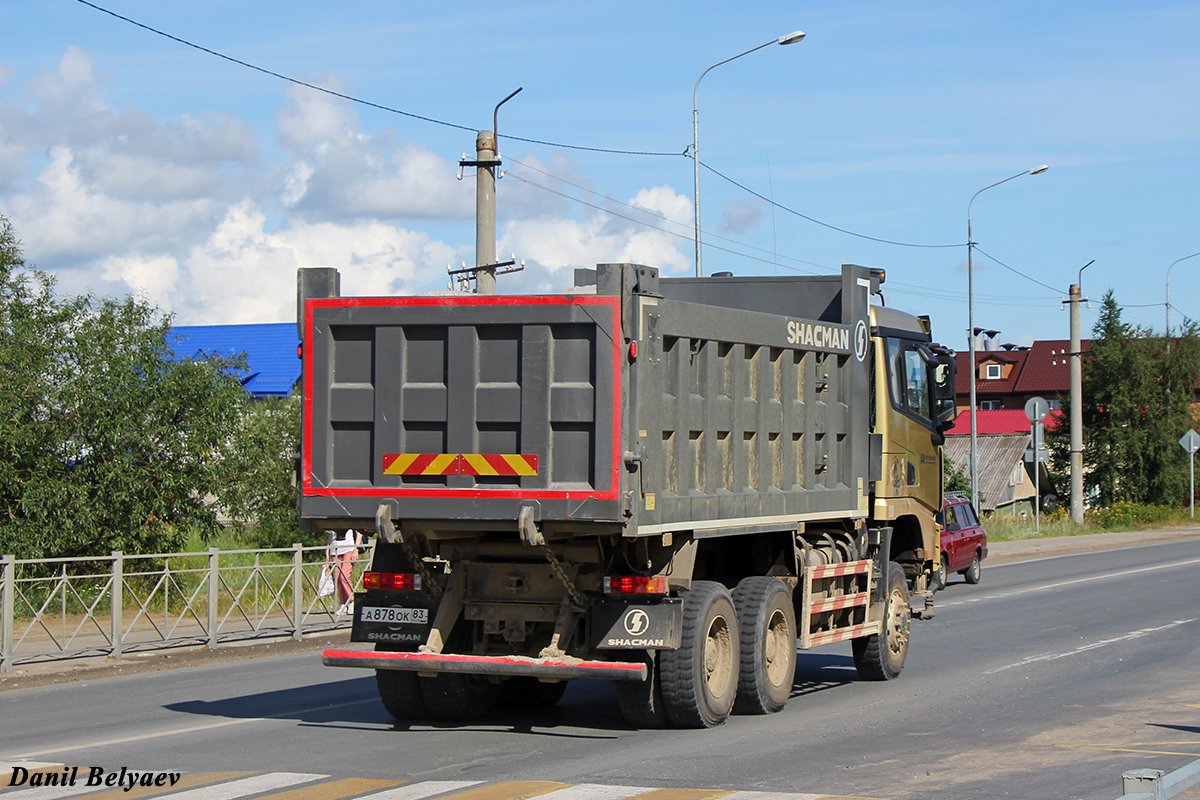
[947,340,1080,514]
[954,339,1086,415]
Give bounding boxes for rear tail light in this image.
[603,575,668,595]
[364,572,421,591]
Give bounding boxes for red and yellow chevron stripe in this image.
[382,453,538,477]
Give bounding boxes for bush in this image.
[1090,502,1175,530]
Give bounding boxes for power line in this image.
[972,246,1066,295]
[505,158,835,273]
[504,172,819,273]
[73,0,680,158]
[698,160,966,249]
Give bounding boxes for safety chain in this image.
[540,544,586,608]
[398,537,443,597]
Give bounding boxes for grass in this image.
[984,503,1200,542]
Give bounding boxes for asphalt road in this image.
[2,538,1199,800]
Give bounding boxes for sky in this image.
[2,1,1199,350]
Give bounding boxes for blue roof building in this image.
[169,323,299,398]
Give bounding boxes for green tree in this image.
[1080,290,1200,507]
[215,394,306,546]
[942,451,970,495]
[0,214,248,559]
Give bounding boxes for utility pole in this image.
[1068,260,1093,525]
[472,129,498,295]
[455,88,523,295]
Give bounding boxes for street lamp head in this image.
[1029,164,1049,175]
[777,30,806,45]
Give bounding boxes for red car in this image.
[934,494,987,590]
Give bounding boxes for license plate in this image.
[359,606,429,625]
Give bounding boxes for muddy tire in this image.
[660,581,740,728]
[852,562,910,681]
[732,577,797,715]
[375,669,429,720]
[962,552,982,585]
[614,652,670,728]
[418,624,499,721]
[420,671,498,721]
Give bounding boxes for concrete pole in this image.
[475,130,497,295]
[1070,283,1084,524]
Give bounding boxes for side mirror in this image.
[927,346,958,428]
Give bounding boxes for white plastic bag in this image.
[317,565,335,598]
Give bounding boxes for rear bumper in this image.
[322,649,648,682]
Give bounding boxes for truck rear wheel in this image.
[614,652,670,728]
[660,581,739,728]
[418,624,499,721]
[420,672,499,721]
[732,577,797,715]
[852,561,910,681]
[376,669,429,720]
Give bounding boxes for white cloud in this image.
[0,46,695,324]
[273,81,471,221]
[145,201,461,324]
[718,198,762,235]
[499,184,693,279]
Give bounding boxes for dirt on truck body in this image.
[302,262,957,727]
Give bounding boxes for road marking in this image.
[1,698,378,761]
[1056,743,1200,757]
[141,772,326,800]
[621,790,733,800]
[984,619,1197,674]
[939,555,1200,608]
[256,777,399,799]
[357,782,484,800]
[0,776,885,800]
[535,785,661,800]
[3,772,252,799]
[724,793,826,800]
[431,782,571,800]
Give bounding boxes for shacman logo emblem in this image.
[623,609,650,636]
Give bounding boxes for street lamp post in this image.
[967,165,1048,512]
[1166,251,1200,350]
[692,30,805,277]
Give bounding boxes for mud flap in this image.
[590,598,682,650]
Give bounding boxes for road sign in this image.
[1182,429,1200,519]
[1024,448,1050,463]
[1025,396,1049,423]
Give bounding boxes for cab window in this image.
[885,337,934,425]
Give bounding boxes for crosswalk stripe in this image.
[535,784,655,800]
[356,781,485,800]
[137,772,326,800]
[16,772,252,800]
[431,782,571,800]
[621,790,734,800]
[0,773,887,800]
[256,778,400,800]
[722,792,825,800]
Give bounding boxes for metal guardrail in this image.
[1117,760,1200,800]
[0,542,373,674]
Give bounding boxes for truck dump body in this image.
[301,264,875,536]
[303,262,944,728]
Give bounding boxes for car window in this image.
[943,505,960,531]
[960,503,980,527]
